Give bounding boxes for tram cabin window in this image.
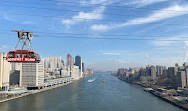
[29,52,35,58]
[22,53,27,58]
[8,52,15,58]
[16,53,21,58]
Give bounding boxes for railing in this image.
[43,77,71,87]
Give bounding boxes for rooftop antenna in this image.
[11,30,38,51]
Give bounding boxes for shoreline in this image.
[0,80,75,103]
[118,77,188,111]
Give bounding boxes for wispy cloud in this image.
[21,21,34,25]
[90,24,110,31]
[149,34,188,47]
[0,12,16,22]
[62,6,105,27]
[102,52,121,55]
[150,37,179,47]
[91,4,188,31]
[124,0,169,7]
[80,0,120,5]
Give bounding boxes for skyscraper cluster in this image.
[44,53,85,80]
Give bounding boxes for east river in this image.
[0,73,184,111]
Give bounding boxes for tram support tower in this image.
[11,30,38,51]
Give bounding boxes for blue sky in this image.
[0,0,188,71]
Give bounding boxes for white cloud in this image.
[62,6,105,26]
[62,19,75,25]
[124,0,169,7]
[90,24,110,31]
[91,4,188,31]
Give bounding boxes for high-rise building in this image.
[0,53,10,90]
[20,61,44,88]
[168,67,175,79]
[183,62,188,66]
[82,63,84,73]
[44,56,64,75]
[156,65,164,76]
[10,63,21,86]
[11,63,21,71]
[71,66,80,80]
[185,68,188,86]
[75,56,81,70]
[146,65,152,76]
[177,71,186,88]
[67,53,73,66]
[162,69,168,78]
[139,68,147,76]
[151,66,156,80]
[117,68,125,76]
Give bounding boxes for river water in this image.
[0,73,184,111]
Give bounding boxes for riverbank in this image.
[118,77,188,111]
[0,80,74,103]
[143,87,188,111]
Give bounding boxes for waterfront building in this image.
[117,68,125,76]
[20,61,44,88]
[183,62,188,66]
[44,56,64,75]
[60,66,71,77]
[75,56,81,70]
[156,65,164,76]
[139,68,147,76]
[168,67,175,79]
[0,53,10,90]
[71,66,80,80]
[185,68,188,86]
[82,63,84,73]
[10,70,20,86]
[146,65,152,76]
[74,55,83,78]
[162,69,168,78]
[67,53,73,66]
[9,63,22,87]
[177,71,187,88]
[11,63,21,71]
[151,66,156,81]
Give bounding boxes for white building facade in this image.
[44,56,64,74]
[20,61,44,88]
[0,53,10,90]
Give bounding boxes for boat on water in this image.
[102,80,106,83]
[88,79,94,83]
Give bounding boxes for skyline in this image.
[0,0,188,71]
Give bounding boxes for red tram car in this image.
[6,50,41,63]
